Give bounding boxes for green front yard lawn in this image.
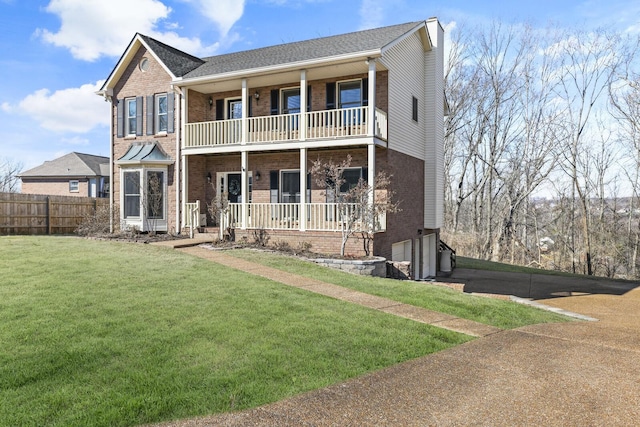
[0,236,470,427]
[225,249,572,329]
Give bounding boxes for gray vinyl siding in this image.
[380,31,426,161]
[380,23,444,229]
[423,20,444,229]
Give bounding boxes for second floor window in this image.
[281,88,301,114]
[156,94,168,133]
[126,98,137,136]
[338,81,362,109]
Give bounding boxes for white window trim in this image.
[125,98,137,136]
[155,93,168,135]
[120,166,168,231]
[225,97,242,120]
[336,79,363,109]
[280,86,301,115]
[69,180,79,193]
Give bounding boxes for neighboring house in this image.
[19,152,110,198]
[97,19,445,278]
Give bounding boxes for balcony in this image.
[184,106,388,150]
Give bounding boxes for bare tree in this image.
[311,155,400,257]
[0,157,23,193]
[552,28,626,275]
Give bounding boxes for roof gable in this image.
[99,33,204,93]
[19,152,109,178]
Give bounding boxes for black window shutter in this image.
[146,95,154,135]
[362,167,368,184]
[307,85,312,112]
[135,96,143,136]
[270,170,279,190]
[167,92,175,133]
[270,89,279,115]
[249,96,253,117]
[362,78,369,107]
[326,82,335,110]
[269,170,279,204]
[116,99,124,138]
[215,99,224,120]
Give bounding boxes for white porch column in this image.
[181,88,188,233]
[241,79,248,144]
[299,147,307,231]
[367,59,376,136]
[241,150,248,229]
[300,70,307,141]
[367,143,375,229]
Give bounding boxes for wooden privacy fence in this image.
[0,193,108,235]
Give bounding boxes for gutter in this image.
[173,49,382,87]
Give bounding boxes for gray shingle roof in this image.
[139,34,205,77]
[19,152,109,178]
[182,21,422,79]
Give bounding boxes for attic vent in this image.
[139,57,149,72]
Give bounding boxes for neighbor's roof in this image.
[19,152,109,178]
[182,21,423,79]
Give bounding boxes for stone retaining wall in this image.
[313,257,387,277]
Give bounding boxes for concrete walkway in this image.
[178,246,501,338]
[150,242,640,426]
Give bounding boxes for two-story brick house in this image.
[98,19,444,278]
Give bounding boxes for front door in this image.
[227,173,241,203]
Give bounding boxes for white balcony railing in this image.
[218,202,386,232]
[184,106,388,148]
[185,118,242,147]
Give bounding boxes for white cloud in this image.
[1,102,13,113]
[191,0,245,37]
[14,81,110,133]
[37,0,220,61]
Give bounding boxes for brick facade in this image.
[21,179,90,197]
[112,47,179,232]
[104,25,442,261]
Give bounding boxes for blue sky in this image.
[1,0,639,172]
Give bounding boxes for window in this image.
[281,88,300,114]
[146,171,164,219]
[338,81,362,109]
[412,96,418,122]
[69,180,79,192]
[228,99,242,119]
[139,58,149,71]
[126,98,137,136]
[340,168,364,194]
[281,170,300,203]
[123,171,140,218]
[156,94,168,133]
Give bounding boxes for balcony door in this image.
[228,99,242,119]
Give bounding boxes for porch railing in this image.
[185,118,242,147]
[219,202,386,232]
[184,106,387,148]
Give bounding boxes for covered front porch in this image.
[182,145,383,234]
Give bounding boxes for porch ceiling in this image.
[178,58,386,94]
